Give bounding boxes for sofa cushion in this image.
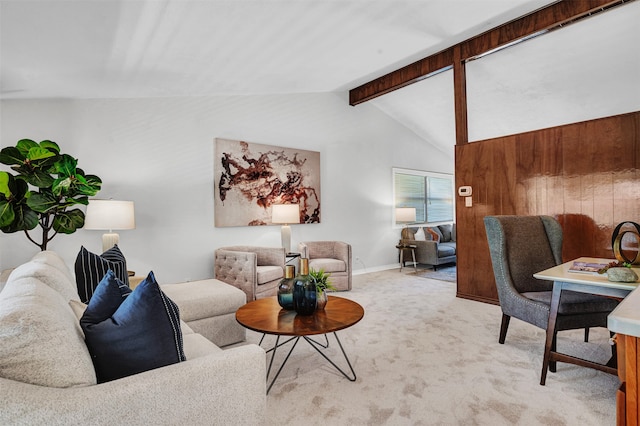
[31,251,75,283]
[438,242,456,257]
[414,227,427,241]
[309,258,346,274]
[161,279,247,321]
[426,227,441,242]
[452,223,457,242]
[438,224,453,242]
[183,333,222,360]
[75,245,129,303]
[80,270,185,383]
[8,261,79,302]
[0,276,97,387]
[256,265,283,285]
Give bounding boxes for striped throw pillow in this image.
[75,245,129,303]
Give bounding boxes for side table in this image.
[396,244,417,272]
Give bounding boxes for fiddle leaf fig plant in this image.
[0,139,102,250]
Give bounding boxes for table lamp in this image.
[271,204,300,254]
[395,207,416,226]
[84,199,136,252]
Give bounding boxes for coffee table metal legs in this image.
[263,332,356,394]
[304,333,356,382]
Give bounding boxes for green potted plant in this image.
[0,139,102,250]
[309,267,336,310]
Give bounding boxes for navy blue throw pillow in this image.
[75,245,129,303]
[80,270,186,383]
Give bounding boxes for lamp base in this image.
[280,225,292,254]
[102,233,120,253]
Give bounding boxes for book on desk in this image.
[568,261,608,274]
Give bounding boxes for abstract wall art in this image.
[213,138,321,227]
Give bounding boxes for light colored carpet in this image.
[251,270,618,425]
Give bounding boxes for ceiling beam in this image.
[349,0,626,106]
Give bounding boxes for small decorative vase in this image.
[293,258,317,315]
[316,289,328,310]
[277,265,296,310]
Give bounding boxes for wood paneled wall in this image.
[455,111,640,304]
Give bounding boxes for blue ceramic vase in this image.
[292,258,316,315]
[277,265,296,310]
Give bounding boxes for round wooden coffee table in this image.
[236,296,364,393]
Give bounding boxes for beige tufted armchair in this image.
[298,241,352,291]
[214,246,286,302]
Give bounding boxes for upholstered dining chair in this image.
[483,215,619,384]
[298,241,352,291]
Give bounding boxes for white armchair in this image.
[214,246,285,301]
[298,241,352,291]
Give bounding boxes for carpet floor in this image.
[251,269,618,425]
[408,264,457,283]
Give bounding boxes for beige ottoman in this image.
[161,279,247,347]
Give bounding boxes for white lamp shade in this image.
[396,207,416,223]
[271,204,300,225]
[84,200,136,231]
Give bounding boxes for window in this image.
[393,168,454,225]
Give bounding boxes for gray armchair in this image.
[483,215,619,383]
[298,241,352,291]
[214,246,285,301]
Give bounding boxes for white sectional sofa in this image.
[0,251,266,425]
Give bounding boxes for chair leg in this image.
[584,327,589,342]
[498,314,510,344]
[549,333,557,373]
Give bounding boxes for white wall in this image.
[0,91,453,283]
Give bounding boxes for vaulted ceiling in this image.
[1,0,557,99]
[8,0,637,160]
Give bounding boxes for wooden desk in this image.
[533,257,639,386]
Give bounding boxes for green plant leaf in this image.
[52,176,72,196]
[27,146,57,161]
[53,208,85,234]
[39,140,60,154]
[0,172,11,198]
[0,200,15,227]
[78,175,102,196]
[22,169,56,188]
[15,139,38,156]
[27,191,59,213]
[0,204,38,232]
[0,146,25,166]
[11,177,29,200]
[65,195,89,206]
[55,154,78,177]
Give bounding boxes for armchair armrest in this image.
[333,242,351,265]
[0,344,266,425]
[399,239,439,265]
